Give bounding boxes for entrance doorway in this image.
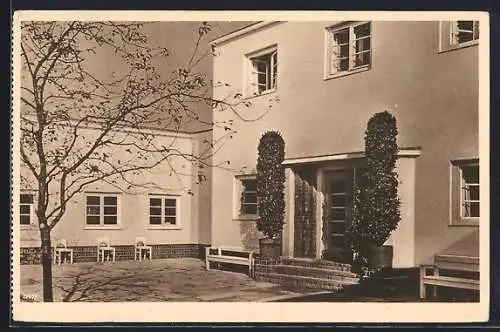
[323,169,354,263]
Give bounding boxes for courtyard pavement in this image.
[20,258,307,302]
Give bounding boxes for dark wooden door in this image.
[323,169,354,263]
[293,167,317,258]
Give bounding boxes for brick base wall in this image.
[20,247,44,265]
[20,244,209,265]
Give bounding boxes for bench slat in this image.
[419,261,480,299]
[435,254,479,265]
[434,261,480,272]
[207,254,250,260]
[434,255,479,272]
[422,275,480,290]
[205,246,255,276]
[219,246,255,253]
[207,257,251,265]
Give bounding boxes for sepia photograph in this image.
[10,11,489,323]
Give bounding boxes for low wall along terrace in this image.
[20,244,209,265]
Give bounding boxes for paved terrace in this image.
[20,258,311,302]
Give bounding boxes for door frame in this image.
[315,163,360,259]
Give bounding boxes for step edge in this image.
[256,264,358,277]
[255,272,359,285]
[255,269,360,281]
[279,258,352,268]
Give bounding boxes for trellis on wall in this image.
[293,166,317,258]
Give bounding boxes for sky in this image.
[140,21,254,132]
[21,21,254,133]
[142,21,252,81]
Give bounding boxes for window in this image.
[247,46,277,96]
[451,21,480,46]
[460,164,480,218]
[149,196,178,227]
[85,194,119,226]
[450,160,479,226]
[20,193,34,225]
[240,178,258,215]
[440,21,479,52]
[326,22,371,77]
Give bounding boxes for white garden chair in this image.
[53,238,73,265]
[134,237,152,261]
[97,237,116,263]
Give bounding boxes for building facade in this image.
[210,21,480,269]
[19,127,212,264]
[17,20,481,270]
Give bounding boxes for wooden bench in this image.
[420,254,479,299]
[205,246,255,277]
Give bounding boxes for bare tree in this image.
[19,21,270,302]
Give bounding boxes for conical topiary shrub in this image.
[256,131,286,257]
[347,110,401,275]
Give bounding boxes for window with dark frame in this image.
[460,164,480,218]
[353,23,371,68]
[249,49,277,95]
[451,21,480,45]
[328,22,372,76]
[20,193,34,225]
[450,160,480,226]
[85,195,118,226]
[149,196,178,226]
[240,179,258,215]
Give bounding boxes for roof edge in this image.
[20,114,207,139]
[282,147,422,166]
[210,21,283,47]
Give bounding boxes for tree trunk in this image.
[40,227,53,302]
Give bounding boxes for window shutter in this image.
[330,33,338,73]
[450,164,461,222]
[473,21,480,40]
[349,26,356,71]
[271,51,278,88]
[250,60,259,95]
[450,21,460,45]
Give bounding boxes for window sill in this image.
[438,40,479,54]
[148,225,181,230]
[324,65,370,81]
[84,226,122,230]
[20,224,37,230]
[244,88,276,100]
[449,218,480,227]
[235,173,257,180]
[234,215,259,221]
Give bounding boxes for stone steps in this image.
[254,272,357,292]
[255,264,359,282]
[278,257,353,272]
[253,257,359,292]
